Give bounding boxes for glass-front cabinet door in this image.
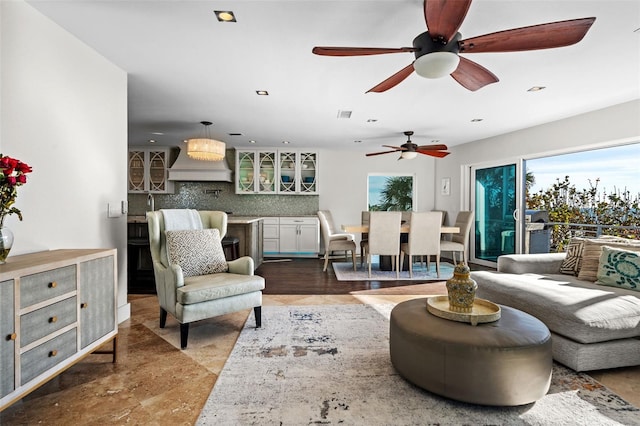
[279,151,297,193]
[299,151,318,194]
[236,151,257,193]
[258,152,276,193]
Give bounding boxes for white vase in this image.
[0,226,14,264]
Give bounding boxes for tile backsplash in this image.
[128,181,319,216]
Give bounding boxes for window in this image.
[367,173,416,211]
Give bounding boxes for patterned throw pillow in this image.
[165,229,228,277]
[596,246,640,292]
[576,237,640,282]
[560,237,585,275]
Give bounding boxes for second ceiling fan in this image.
[366,131,450,159]
[312,0,595,93]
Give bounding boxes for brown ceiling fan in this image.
[366,131,450,159]
[312,0,595,93]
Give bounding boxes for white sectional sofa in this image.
[472,237,640,372]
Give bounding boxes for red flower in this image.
[17,162,32,174]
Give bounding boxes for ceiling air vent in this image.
[337,110,352,119]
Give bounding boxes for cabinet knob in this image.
[81,302,88,309]
[6,333,16,341]
[49,316,58,323]
[49,350,58,357]
[49,281,57,289]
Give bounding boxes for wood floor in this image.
[1,257,638,424]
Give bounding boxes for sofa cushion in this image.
[559,237,585,276]
[597,246,640,292]
[177,273,265,304]
[165,228,228,277]
[577,238,640,282]
[473,270,640,344]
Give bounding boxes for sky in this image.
[527,143,640,198]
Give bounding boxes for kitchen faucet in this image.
[147,193,155,211]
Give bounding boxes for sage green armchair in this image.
[146,210,264,349]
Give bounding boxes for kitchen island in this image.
[226,216,264,269]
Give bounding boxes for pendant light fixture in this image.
[187,121,226,161]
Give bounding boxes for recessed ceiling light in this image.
[215,11,236,22]
[229,133,242,136]
[367,119,378,123]
[151,132,164,135]
[148,139,156,143]
[282,141,290,144]
[256,90,269,96]
[354,140,362,143]
[527,86,546,92]
[431,139,440,143]
[471,118,483,122]
[249,140,256,144]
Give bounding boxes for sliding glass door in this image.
[471,161,524,265]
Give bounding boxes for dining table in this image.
[341,223,460,271]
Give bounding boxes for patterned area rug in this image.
[197,304,639,425]
[332,261,454,281]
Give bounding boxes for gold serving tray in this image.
[426,296,501,326]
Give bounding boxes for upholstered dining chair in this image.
[317,210,357,272]
[147,210,264,349]
[362,211,402,278]
[400,211,443,278]
[360,211,369,267]
[441,210,475,264]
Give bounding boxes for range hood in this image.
[167,147,233,182]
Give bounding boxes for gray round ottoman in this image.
[390,298,552,406]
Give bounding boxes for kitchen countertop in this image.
[128,214,316,224]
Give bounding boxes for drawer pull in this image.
[49,316,58,323]
[49,281,57,289]
[49,350,58,357]
[81,302,88,309]
[6,333,17,341]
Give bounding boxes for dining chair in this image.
[441,210,475,264]
[317,210,357,272]
[360,211,369,267]
[362,211,402,278]
[400,211,442,278]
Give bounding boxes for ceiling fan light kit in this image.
[312,0,595,93]
[187,121,226,161]
[413,52,460,79]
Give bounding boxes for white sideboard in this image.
[263,217,319,257]
[0,249,118,411]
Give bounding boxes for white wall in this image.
[1,1,130,322]
[318,149,437,244]
[434,100,640,221]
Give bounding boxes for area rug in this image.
[332,261,454,281]
[197,304,639,425]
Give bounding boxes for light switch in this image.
[107,203,121,218]
[121,200,128,214]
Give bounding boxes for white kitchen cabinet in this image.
[128,147,173,193]
[278,217,319,256]
[0,249,118,411]
[262,217,280,255]
[235,150,277,194]
[235,149,318,195]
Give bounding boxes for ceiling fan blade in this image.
[382,145,406,150]
[312,46,417,56]
[450,56,499,91]
[417,144,448,151]
[424,0,472,42]
[417,150,451,158]
[366,63,415,93]
[459,17,596,53]
[366,149,401,157]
